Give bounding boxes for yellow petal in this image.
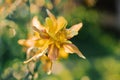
[56,16,67,33]
[59,47,68,58]
[18,39,25,45]
[55,31,67,42]
[46,9,58,36]
[63,43,86,59]
[66,23,83,39]
[45,17,56,35]
[46,18,57,37]
[45,17,53,28]
[34,39,50,51]
[34,39,47,47]
[32,32,40,39]
[46,9,56,24]
[48,44,59,60]
[18,39,34,47]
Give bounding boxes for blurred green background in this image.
[0,0,120,80]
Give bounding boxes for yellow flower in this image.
[18,9,85,74]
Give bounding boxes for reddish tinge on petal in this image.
[66,23,83,39]
[32,16,49,39]
[48,44,59,60]
[32,16,45,31]
[63,43,86,59]
[38,30,50,39]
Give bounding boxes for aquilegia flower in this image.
[18,9,85,74]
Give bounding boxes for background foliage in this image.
[0,0,120,80]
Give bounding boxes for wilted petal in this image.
[56,17,67,33]
[32,16,45,31]
[24,48,47,64]
[27,61,36,74]
[48,44,59,60]
[66,23,83,39]
[39,30,50,39]
[32,16,49,39]
[23,56,36,64]
[33,25,49,39]
[26,47,34,59]
[40,55,52,75]
[63,43,86,59]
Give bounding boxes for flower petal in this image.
[63,43,86,59]
[59,47,68,58]
[34,39,48,47]
[24,48,47,64]
[26,47,35,59]
[46,9,56,25]
[39,30,50,39]
[32,16,45,31]
[40,55,52,75]
[45,17,57,36]
[32,16,49,39]
[46,9,59,37]
[45,17,53,28]
[18,39,35,47]
[56,16,67,33]
[48,44,59,60]
[66,23,83,39]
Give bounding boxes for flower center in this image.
[54,30,67,43]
